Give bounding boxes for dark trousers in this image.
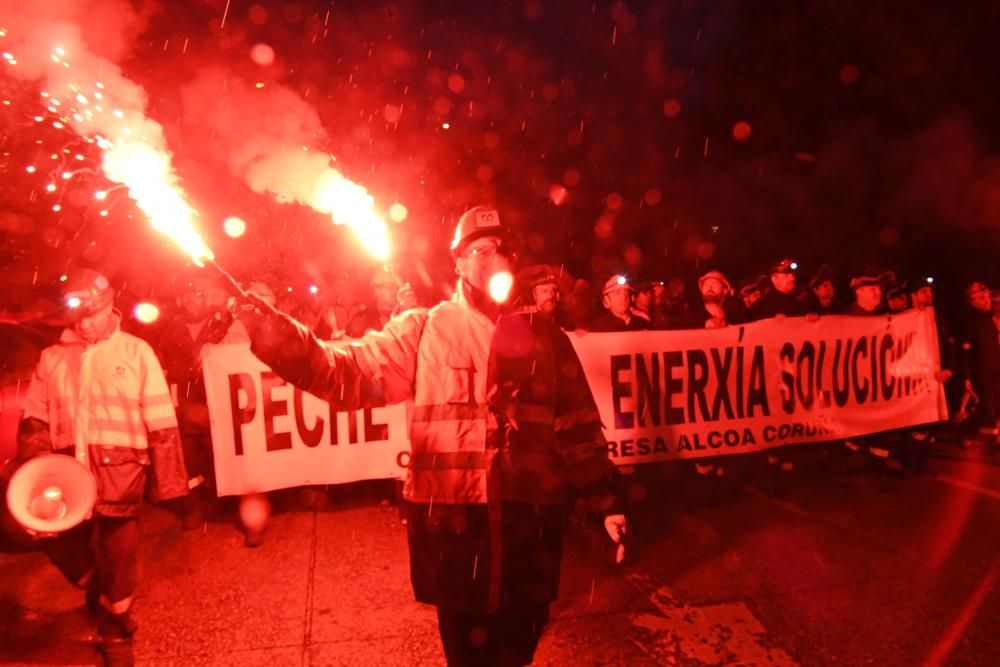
[45,515,140,614]
[436,604,549,667]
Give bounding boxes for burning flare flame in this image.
[311,170,391,262]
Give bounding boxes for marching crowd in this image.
[6,205,1000,667]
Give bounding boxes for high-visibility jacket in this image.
[250,283,616,507]
[20,314,187,514]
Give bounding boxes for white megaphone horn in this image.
[6,454,97,535]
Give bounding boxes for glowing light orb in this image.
[549,185,569,206]
[309,285,319,294]
[250,43,275,66]
[389,203,408,222]
[441,122,450,129]
[132,302,160,324]
[66,296,82,309]
[488,271,513,303]
[223,216,247,238]
[732,121,752,142]
[95,191,107,200]
[663,99,681,119]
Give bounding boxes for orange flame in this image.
[311,170,391,261]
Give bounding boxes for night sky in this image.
[2,0,999,317]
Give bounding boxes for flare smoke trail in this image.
[180,68,391,260]
[0,0,214,263]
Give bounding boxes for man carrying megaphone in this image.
[11,269,188,667]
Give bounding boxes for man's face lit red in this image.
[700,278,727,304]
[603,288,632,318]
[74,303,115,342]
[533,283,559,314]
[968,284,991,312]
[813,280,834,306]
[855,284,882,312]
[771,271,796,294]
[634,288,653,312]
[457,236,509,294]
[912,286,934,308]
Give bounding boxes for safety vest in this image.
[338,286,612,506]
[21,315,177,465]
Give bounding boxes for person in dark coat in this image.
[681,270,745,329]
[960,281,1000,447]
[750,258,807,320]
[799,264,840,315]
[589,275,650,332]
[156,281,231,528]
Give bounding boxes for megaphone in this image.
[6,454,97,535]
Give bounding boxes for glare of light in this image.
[33,116,43,122]
[255,82,265,89]
[287,286,293,292]
[61,171,72,179]
[52,204,61,212]
[52,121,63,129]
[66,296,81,309]
[75,94,88,105]
[549,185,569,206]
[616,275,627,286]
[790,262,799,270]
[311,171,391,261]
[101,139,214,266]
[95,190,107,200]
[59,274,68,282]
[99,210,108,217]
[441,122,450,129]
[250,43,275,66]
[132,301,160,324]
[25,165,36,173]
[223,216,247,238]
[389,203,408,222]
[927,277,935,284]
[488,271,513,303]
[309,285,319,294]
[45,183,56,192]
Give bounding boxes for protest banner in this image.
[570,308,948,464]
[201,343,409,496]
[202,310,948,490]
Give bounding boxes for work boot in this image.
[98,609,137,667]
[182,493,205,531]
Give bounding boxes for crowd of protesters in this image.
[112,253,1000,536]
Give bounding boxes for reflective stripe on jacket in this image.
[250,282,615,506]
[21,316,178,463]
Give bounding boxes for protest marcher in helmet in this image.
[799,264,840,315]
[235,204,627,666]
[901,276,957,473]
[680,269,741,503]
[748,259,814,494]
[156,279,232,529]
[842,268,893,316]
[589,274,651,332]
[736,275,767,322]
[14,269,188,666]
[749,258,807,321]
[683,270,744,329]
[886,283,910,314]
[517,263,568,329]
[840,268,905,470]
[959,281,1000,449]
[630,278,656,326]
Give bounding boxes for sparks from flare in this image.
[1,34,214,266]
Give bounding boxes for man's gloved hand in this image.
[604,514,628,565]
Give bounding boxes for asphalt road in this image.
[2,441,999,666]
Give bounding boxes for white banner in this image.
[202,310,949,491]
[570,308,949,464]
[202,344,409,496]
